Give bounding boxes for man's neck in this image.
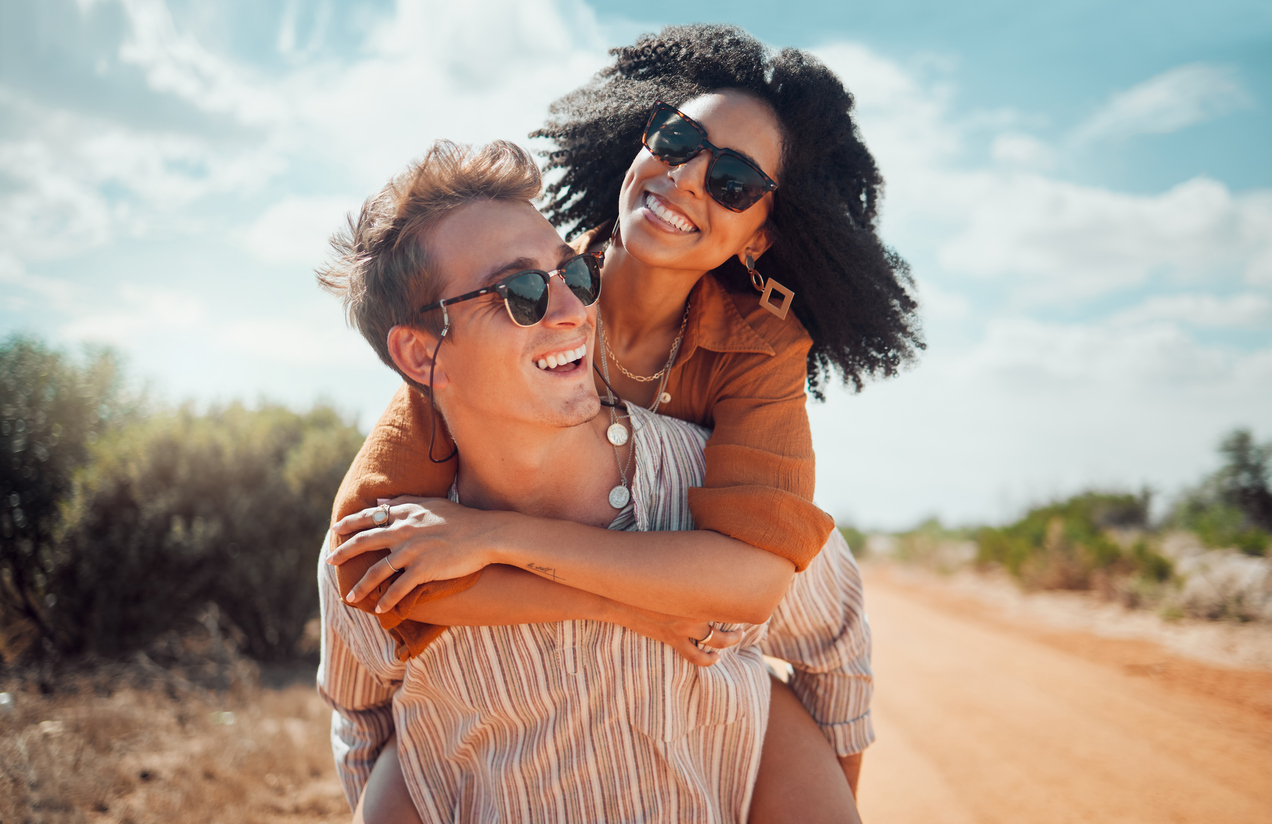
[449,413,626,528]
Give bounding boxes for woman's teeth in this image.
[645,193,697,232]
[536,345,587,371]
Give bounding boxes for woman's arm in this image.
[406,563,742,665]
[668,279,836,573]
[329,500,794,625]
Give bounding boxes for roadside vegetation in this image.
[2,334,363,665]
[1,334,363,821]
[847,429,1272,623]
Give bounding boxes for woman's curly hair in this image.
[532,24,924,397]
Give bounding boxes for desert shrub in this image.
[838,525,867,556]
[40,403,362,661]
[0,336,145,660]
[976,491,1171,590]
[1171,429,1272,556]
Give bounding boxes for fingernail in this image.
[345,592,356,602]
[375,605,383,614]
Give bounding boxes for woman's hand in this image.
[610,603,744,667]
[327,496,506,612]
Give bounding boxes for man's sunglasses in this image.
[642,101,779,213]
[418,251,603,328]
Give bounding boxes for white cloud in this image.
[915,278,971,321]
[1111,293,1272,328]
[958,318,1236,389]
[990,132,1054,169]
[937,175,1269,302]
[116,0,281,126]
[216,316,370,368]
[58,281,207,347]
[1074,63,1252,143]
[245,196,358,266]
[810,323,1272,529]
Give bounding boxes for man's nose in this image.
[542,276,589,326]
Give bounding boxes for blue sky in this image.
[1,0,1269,528]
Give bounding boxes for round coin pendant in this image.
[659,392,672,405]
[606,422,629,446]
[608,485,631,509]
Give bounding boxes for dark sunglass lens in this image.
[708,154,769,211]
[645,110,703,165]
[561,256,601,306]
[503,272,550,326]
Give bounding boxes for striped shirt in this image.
[317,405,873,822]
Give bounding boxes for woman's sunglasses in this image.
[418,251,603,328]
[642,101,779,212]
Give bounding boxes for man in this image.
[316,140,870,822]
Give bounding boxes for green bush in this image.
[838,525,867,556]
[49,403,363,660]
[1170,429,1272,556]
[976,491,1170,590]
[1,336,145,657]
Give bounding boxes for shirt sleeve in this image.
[686,325,836,572]
[759,529,875,756]
[317,539,407,808]
[330,382,483,660]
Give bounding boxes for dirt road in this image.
[855,567,1272,823]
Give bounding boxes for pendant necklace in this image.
[597,311,634,508]
[596,308,687,508]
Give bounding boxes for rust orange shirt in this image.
[332,240,835,659]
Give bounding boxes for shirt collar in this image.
[679,272,775,362]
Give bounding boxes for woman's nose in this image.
[668,151,710,199]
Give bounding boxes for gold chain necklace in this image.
[602,303,690,383]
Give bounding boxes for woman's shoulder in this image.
[694,272,812,361]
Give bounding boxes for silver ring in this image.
[385,557,400,572]
[697,626,715,646]
[371,504,391,526]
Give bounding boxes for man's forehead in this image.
[427,199,567,291]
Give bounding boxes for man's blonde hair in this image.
[317,140,542,380]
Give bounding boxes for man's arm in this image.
[760,529,875,770]
[316,545,405,809]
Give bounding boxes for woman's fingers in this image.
[330,505,384,537]
[676,637,721,667]
[700,624,743,651]
[327,525,396,565]
[346,556,400,603]
[670,623,744,667]
[371,556,434,613]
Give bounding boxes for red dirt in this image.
[856,565,1272,823]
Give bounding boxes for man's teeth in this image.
[645,193,696,232]
[536,345,587,370]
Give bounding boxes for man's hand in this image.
[328,497,505,612]
[609,603,744,667]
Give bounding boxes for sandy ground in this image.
[9,563,1272,822]
[855,563,1272,824]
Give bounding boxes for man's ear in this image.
[736,222,775,268]
[387,325,448,391]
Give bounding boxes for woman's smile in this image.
[641,191,698,234]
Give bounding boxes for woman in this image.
[325,24,921,822]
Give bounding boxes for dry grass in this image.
[0,634,349,823]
